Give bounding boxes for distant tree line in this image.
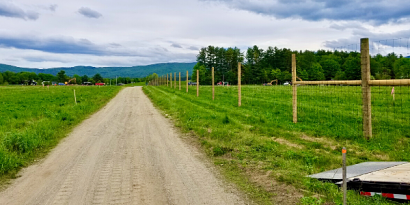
[192,45,410,85]
[0,70,143,85]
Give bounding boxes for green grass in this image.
[131,81,148,86]
[143,84,410,204]
[0,85,122,180]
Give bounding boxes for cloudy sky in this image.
[0,0,410,68]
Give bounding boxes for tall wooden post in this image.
[179,72,181,90]
[174,72,176,89]
[170,73,172,88]
[186,71,189,93]
[292,54,297,123]
[212,67,215,100]
[238,62,241,107]
[167,74,169,86]
[361,38,372,139]
[196,70,199,97]
[342,147,347,205]
[74,89,77,105]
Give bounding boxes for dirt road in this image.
[0,87,245,205]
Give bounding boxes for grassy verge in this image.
[143,84,409,205]
[0,85,122,183]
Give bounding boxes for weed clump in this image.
[212,146,232,156]
[222,115,230,124]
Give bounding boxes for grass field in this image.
[0,85,122,180]
[143,84,410,204]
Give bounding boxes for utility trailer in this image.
[308,162,410,201]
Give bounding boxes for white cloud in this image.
[0,0,408,68]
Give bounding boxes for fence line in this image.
[149,37,408,140]
[292,38,408,139]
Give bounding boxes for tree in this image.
[73,74,82,84]
[394,58,410,79]
[82,75,89,83]
[334,71,346,80]
[92,73,104,83]
[297,69,309,81]
[308,63,325,81]
[0,73,3,84]
[9,75,20,84]
[343,56,361,80]
[38,73,56,82]
[57,70,68,83]
[320,59,340,80]
[192,63,207,84]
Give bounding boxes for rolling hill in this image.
[0,62,197,78]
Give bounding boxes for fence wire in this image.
[150,73,410,142]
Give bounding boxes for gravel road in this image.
[0,87,245,205]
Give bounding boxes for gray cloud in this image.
[49,4,57,11]
[171,43,182,48]
[0,2,39,20]
[0,34,184,61]
[78,7,102,18]
[202,0,410,24]
[0,35,109,55]
[188,46,199,50]
[109,43,122,47]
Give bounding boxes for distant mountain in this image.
[0,62,197,78]
[406,56,410,58]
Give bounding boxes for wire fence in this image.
[148,38,410,142]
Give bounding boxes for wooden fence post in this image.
[238,62,241,107]
[179,72,181,90]
[197,70,199,97]
[170,73,172,88]
[74,89,77,105]
[292,54,297,123]
[186,71,188,93]
[167,74,169,87]
[212,67,215,100]
[361,38,372,139]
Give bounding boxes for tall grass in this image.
[144,84,409,204]
[0,85,122,178]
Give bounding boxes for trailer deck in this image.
[308,162,410,201]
